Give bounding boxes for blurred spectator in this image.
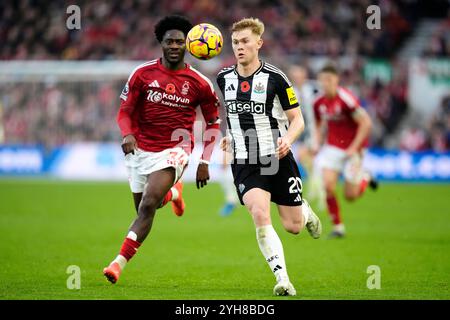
[399,127,428,151]
[0,0,416,60]
[427,95,450,152]
[1,81,122,150]
[0,0,449,152]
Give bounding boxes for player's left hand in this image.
[275,137,291,159]
[196,163,210,189]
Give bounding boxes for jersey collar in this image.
[234,60,264,78]
[157,58,189,73]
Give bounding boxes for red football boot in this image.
[171,181,185,217]
[103,262,122,284]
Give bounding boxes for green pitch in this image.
[0,179,449,300]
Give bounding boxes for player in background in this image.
[217,18,322,296]
[218,148,239,216]
[313,64,378,239]
[103,15,220,284]
[288,65,325,211]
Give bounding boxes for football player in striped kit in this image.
[216,18,322,296]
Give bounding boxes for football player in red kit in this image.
[103,15,220,283]
[313,64,378,239]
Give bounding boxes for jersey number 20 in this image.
[288,177,302,194]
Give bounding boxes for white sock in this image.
[112,255,127,269]
[334,223,345,233]
[171,187,179,201]
[111,231,137,269]
[256,225,289,283]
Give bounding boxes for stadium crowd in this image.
[0,0,417,60]
[0,0,448,151]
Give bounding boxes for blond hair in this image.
[231,17,264,37]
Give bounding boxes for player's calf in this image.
[281,220,301,235]
[279,208,302,235]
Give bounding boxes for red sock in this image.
[326,195,342,225]
[359,178,369,196]
[161,189,173,207]
[119,237,141,261]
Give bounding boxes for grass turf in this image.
[0,179,449,300]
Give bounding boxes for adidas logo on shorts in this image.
[294,195,301,202]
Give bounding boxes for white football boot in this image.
[273,279,297,296]
[303,198,322,239]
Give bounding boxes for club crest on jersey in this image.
[181,81,190,95]
[253,82,265,94]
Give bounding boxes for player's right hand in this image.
[121,134,137,155]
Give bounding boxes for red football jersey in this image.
[313,87,368,150]
[117,59,219,154]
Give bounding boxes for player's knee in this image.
[248,205,270,225]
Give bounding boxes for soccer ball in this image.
[186,23,223,60]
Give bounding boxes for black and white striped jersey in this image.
[216,61,300,163]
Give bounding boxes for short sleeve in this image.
[274,73,300,111]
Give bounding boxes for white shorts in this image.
[316,144,365,184]
[124,147,189,193]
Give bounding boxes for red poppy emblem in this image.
[240,81,250,93]
[165,83,176,94]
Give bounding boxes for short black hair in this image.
[154,15,193,43]
[320,64,339,75]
